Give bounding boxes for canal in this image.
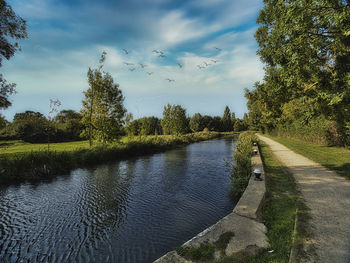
[0,138,236,263]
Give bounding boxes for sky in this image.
[2,0,264,121]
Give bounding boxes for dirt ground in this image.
[258,135,350,263]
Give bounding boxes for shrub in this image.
[231,131,257,200]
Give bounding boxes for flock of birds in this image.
[119,47,222,83]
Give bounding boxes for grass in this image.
[0,140,90,155]
[218,140,311,262]
[0,132,233,182]
[231,131,258,201]
[175,232,235,261]
[266,135,350,179]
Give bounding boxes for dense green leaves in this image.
[222,106,233,132]
[248,0,350,145]
[81,52,126,145]
[189,113,204,132]
[161,104,188,135]
[0,0,27,109]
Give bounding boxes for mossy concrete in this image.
[154,146,268,262]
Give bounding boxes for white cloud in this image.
[155,11,213,46]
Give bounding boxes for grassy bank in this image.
[266,135,350,179]
[230,131,257,201]
[0,132,231,182]
[217,140,310,263]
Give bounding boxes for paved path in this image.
[258,135,350,263]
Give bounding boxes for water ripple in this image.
[0,138,235,263]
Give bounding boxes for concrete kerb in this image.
[154,144,269,262]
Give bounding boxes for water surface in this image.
[0,138,235,263]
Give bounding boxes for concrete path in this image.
[258,135,350,263]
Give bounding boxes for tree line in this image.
[246,0,349,146]
[0,104,247,143]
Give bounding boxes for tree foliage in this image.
[54,109,83,141]
[161,104,188,135]
[0,0,27,109]
[222,106,233,132]
[189,113,204,132]
[6,111,49,142]
[247,0,350,145]
[81,52,126,144]
[0,113,7,129]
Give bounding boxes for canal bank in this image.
[154,144,268,262]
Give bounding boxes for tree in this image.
[0,113,7,129]
[189,113,203,132]
[46,99,61,150]
[234,119,248,132]
[210,116,223,131]
[0,0,27,109]
[11,111,49,142]
[249,0,350,145]
[161,104,188,135]
[139,116,161,136]
[81,52,126,145]
[55,110,82,123]
[54,109,83,141]
[222,106,232,132]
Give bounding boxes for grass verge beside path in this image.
[219,140,310,263]
[0,132,232,182]
[255,141,311,262]
[201,139,311,263]
[266,135,350,179]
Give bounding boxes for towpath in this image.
[258,135,350,263]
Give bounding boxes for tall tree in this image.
[81,52,126,145]
[161,104,188,135]
[250,0,350,145]
[139,116,161,136]
[189,113,203,132]
[222,106,232,132]
[0,0,27,109]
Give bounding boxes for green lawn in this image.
[0,140,91,155]
[266,135,350,179]
[0,135,184,156]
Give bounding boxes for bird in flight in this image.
[152,49,160,54]
[177,63,183,68]
[147,72,154,75]
[204,62,211,67]
[211,59,218,63]
[214,47,222,51]
[166,78,175,82]
[123,49,130,54]
[124,62,134,66]
[129,68,136,71]
[139,63,147,68]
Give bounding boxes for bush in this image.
[231,131,257,200]
[272,115,348,146]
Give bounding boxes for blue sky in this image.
[2,0,264,121]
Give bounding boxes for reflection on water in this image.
[0,138,235,263]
